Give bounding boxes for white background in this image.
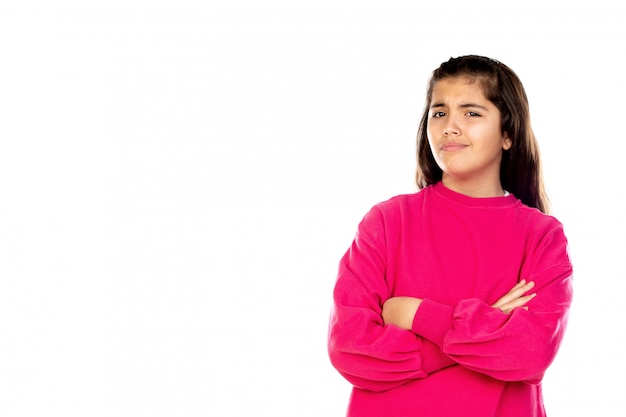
[1,1,624,416]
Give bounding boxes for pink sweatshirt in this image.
[328,182,573,417]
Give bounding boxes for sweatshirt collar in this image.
[432,181,519,208]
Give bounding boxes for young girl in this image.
[328,55,573,417]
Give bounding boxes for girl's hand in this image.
[492,279,536,314]
[382,297,422,330]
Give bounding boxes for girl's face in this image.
[427,76,512,196]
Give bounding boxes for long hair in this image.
[415,55,550,214]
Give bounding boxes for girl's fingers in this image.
[499,293,537,314]
[492,280,536,309]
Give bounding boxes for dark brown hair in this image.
[416,55,550,213]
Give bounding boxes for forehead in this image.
[431,76,489,102]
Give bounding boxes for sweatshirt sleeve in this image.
[412,223,573,383]
[328,206,456,392]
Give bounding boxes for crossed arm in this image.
[382,280,537,330]
[329,208,573,391]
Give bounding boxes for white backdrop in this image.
[1,1,624,416]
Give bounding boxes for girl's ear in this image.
[502,134,512,151]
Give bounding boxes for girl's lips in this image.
[441,142,468,151]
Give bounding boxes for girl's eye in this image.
[432,111,445,118]
[466,111,481,117]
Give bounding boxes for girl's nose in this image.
[443,121,460,136]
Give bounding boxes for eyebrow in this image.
[430,102,490,111]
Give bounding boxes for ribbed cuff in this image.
[412,298,455,347]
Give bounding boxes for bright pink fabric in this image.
[328,182,573,417]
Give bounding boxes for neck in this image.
[442,175,506,198]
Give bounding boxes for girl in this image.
[328,55,573,417]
